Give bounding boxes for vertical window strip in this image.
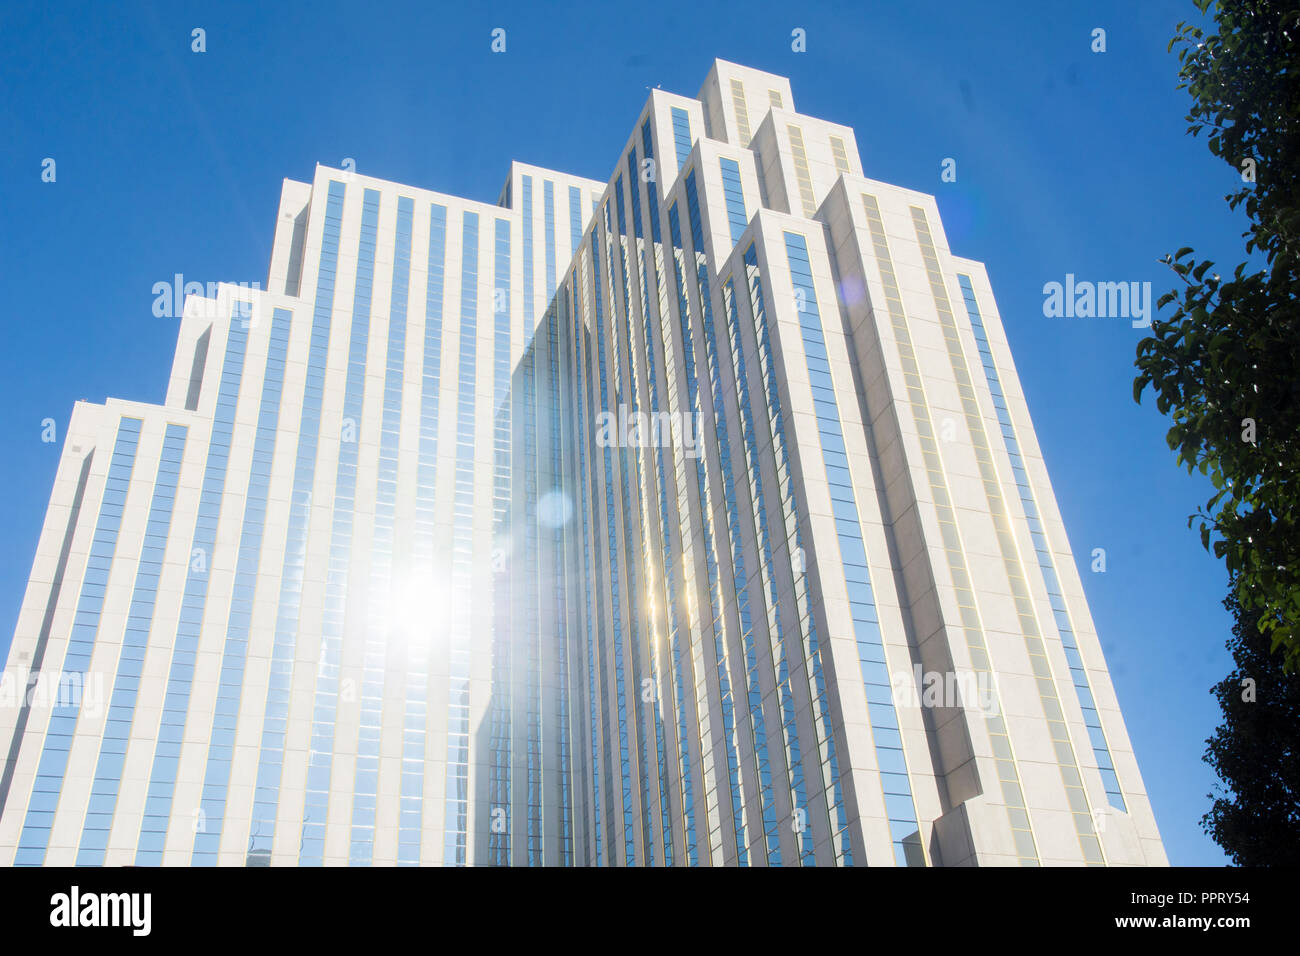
[547,307,574,865]
[582,251,619,866]
[558,287,591,865]
[544,179,557,302]
[614,170,674,866]
[136,301,250,866]
[830,137,851,174]
[971,288,1124,813]
[569,185,583,264]
[646,283,699,867]
[686,172,781,864]
[248,180,345,859]
[641,122,664,248]
[743,244,853,864]
[629,143,695,865]
[643,120,707,865]
[603,199,657,866]
[347,197,414,865]
[956,274,1125,812]
[75,422,187,866]
[729,78,752,145]
[574,257,611,864]
[193,307,293,865]
[401,201,448,864]
[910,208,1104,865]
[491,219,513,864]
[626,153,645,244]
[721,274,813,864]
[613,179,633,319]
[591,228,637,864]
[520,340,541,864]
[566,278,600,868]
[671,107,692,170]
[768,89,783,110]
[488,216,513,866]
[522,176,534,331]
[668,199,750,864]
[787,126,818,217]
[297,188,381,866]
[783,230,924,867]
[719,157,748,248]
[626,154,652,343]
[14,416,143,865]
[859,194,1040,865]
[444,210,480,865]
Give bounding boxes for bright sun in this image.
[389,574,451,641]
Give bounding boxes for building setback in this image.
[0,60,1166,866]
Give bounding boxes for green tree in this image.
[1134,0,1300,669]
[1202,582,1300,865]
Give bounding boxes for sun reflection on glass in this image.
[389,572,451,643]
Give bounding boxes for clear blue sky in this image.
[0,0,1245,865]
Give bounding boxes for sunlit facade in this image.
[0,60,1165,866]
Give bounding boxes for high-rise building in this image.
[0,60,1166,866]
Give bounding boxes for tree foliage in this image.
[1202,582,1300,865]
[1135,0,1300,669]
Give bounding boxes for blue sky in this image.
[0,0,1246,865]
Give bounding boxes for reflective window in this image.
[668,196,749,864]
[248,180,346,860]
[400,200,449,864]
[444,209,479,866]
[688,173,780,864]
[743,243,853,864]
[958,272,1125,813]
[613,165,672,865]
[487,214,514,865]
[544,179,557,301]
[640,120,701,864]
[136,298,252,865]
[75,423,187,866]
[784,230,922,866]
[591,222,638,865]
[570,260,605,865]
[348,196,415,865]
[297,187,381,866]
[15,416,144,866]
[569,185,583,263]
[721,271,813,863]
[719,157,747,247]
[194,307,293,866]
[670,107,692,169]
